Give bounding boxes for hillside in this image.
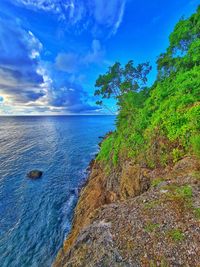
[53,7,200,267]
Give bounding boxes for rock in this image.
[69,189,78,195]
[53,156,200,267]
[160,189,168,194]
[86,159,95,172]
[27,170,43,179]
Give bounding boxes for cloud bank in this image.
[0,18,45,105]
[0,17,100,114]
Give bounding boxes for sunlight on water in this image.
[0,116,115,267]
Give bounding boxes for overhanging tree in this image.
[94,60,152,112]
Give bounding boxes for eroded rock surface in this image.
[54,157,200,267]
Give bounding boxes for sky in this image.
[0,0,199,115]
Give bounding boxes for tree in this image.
[94,60,151,111]
[157,6,200,79]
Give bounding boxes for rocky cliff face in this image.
[54,156,200,267]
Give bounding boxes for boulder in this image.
[27,170,43,179]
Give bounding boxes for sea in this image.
[0,115,115,267]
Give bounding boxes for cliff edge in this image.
[54,7,200,267]
[54,156,200,267]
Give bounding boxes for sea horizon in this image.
[0,114,116,117]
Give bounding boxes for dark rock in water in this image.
[27,170,43,179]
[69,189,78,195]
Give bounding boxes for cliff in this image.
[53,8,200,267]
[53,155,200,267]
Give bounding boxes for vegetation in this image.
[151,178,164,187]
[168,229,185,242]
[144,223,160,233]
[95,61,151,110]
[175,185,193,199]
[193,207,200,219]
[95,7,200,168]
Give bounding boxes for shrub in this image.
[191,135,200,158]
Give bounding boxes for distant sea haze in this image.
[0,115,115,267]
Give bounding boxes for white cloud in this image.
[12,0,126,37]
[0,4,110,115]
[0,18,49,109]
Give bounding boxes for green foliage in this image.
[172,148,183,163]
[191,135,200,158]
[96,135,114,163]
[193,207,200,219]
[175,185,193,198]
[94,60,151,109]
[165,184,193,201]
[168,229,185,242]
[151,178,164,187]
[144,223,160,233]
[96,7,200,167]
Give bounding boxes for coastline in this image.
[53,134,200,266]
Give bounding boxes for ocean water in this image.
[0,115,115,267]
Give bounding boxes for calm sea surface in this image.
[0,116,115,267]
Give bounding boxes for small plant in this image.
[150,259,168,267]
[172,148,183,163]
[151,178,164,187]
[146,158,156,169]
[193,207,200,219]
[192,171,200,180]
[176,185,193,198]
[144,223,160,233]
[168,229,184,242]
[165,184,193,199]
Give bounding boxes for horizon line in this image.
[0,114,116,117]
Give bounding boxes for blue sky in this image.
[0,0,199,115]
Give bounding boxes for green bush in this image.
[191,135,200,158]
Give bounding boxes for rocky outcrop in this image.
[54,157,200,267]
[27,170,43,179]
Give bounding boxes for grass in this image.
[193,207,200,219]
[161,184,194,217]
[150,259,169,267]
[165,185,193,200]
[144,223,160,233]
[192,171,200,180]
[144,200,161,209]
[151,178,164,187]
[176,185,193,198]
[168,229,185,242]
